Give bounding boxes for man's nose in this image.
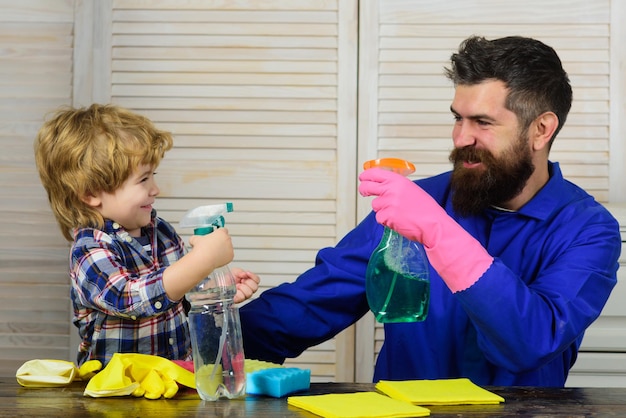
[452,121,477,148]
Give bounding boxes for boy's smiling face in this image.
[84,164,160,237]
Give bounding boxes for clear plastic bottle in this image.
[181,203,246,401]
[363,159,430,323]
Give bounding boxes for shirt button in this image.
[112,222,120,229]
[169,338,174,345]
[155,301,162,310]
[125,236,132,243]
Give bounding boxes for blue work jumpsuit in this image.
[240,162,621,386]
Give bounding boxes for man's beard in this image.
[449,135,534,217]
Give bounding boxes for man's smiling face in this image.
[448,80,535,216]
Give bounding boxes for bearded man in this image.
[239,35,621,387]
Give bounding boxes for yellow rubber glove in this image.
[16,359,102,388]
[84,353,195,399]
[84,354,140,397]
[78,359,104,380]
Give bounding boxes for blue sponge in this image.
[246,367,311,398]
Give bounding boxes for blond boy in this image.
[35,104,259,365]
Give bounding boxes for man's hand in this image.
[359,167,493,292]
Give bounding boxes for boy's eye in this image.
[141,172,157,182]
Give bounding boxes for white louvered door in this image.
[355,0,625,384]
[75,0,359,382]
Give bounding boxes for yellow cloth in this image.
[84,353,195,399]
[287,391,430,418]
[375,378,505,405]
[16,359,102,388]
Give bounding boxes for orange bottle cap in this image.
[363,158,415,176]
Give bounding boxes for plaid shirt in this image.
[70,210,192,366]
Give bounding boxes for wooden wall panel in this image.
[2,0,624,386]
[0,0,75,376]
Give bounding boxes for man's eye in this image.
[477,119,491,126]
[452,115,462,122]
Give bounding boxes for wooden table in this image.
[4,376,626,417]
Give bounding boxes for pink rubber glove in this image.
[359,168,493,292]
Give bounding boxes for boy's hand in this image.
[164,228,236,301]
[188,228,234,272]
[230,267,260,303]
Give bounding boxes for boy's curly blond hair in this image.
[34,103,174,241]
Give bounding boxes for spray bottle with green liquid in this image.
[179,202,245,401]
[363,158,430,323]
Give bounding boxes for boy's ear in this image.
[81,194,101,208]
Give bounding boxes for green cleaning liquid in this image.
[366,226,430,323]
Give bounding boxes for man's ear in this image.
[81,193,101,208]
[531,111,559,151]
